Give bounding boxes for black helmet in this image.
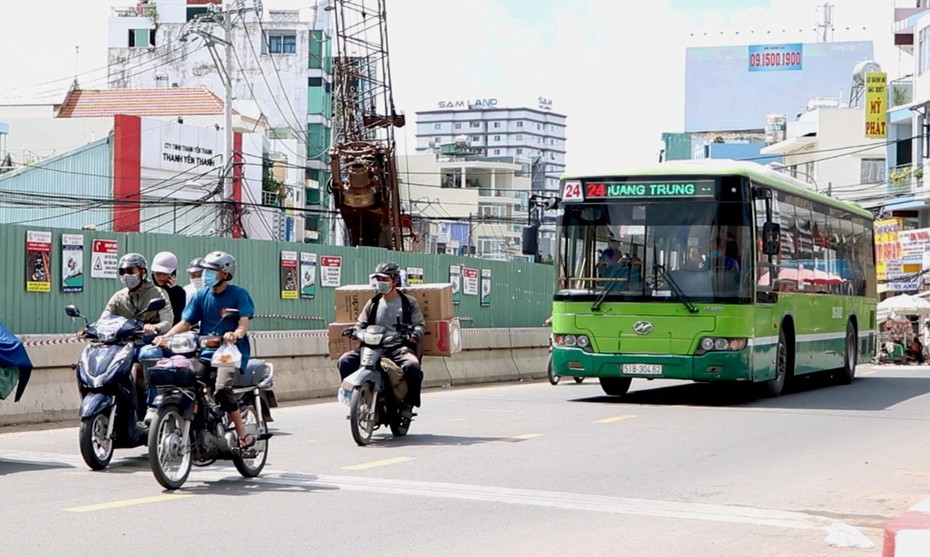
[371,261,401,285]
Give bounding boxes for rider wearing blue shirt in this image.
[183,280,255,370]
[153,251,256,449]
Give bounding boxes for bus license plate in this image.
[622,364,662,375]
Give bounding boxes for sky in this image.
[0,0,912,171]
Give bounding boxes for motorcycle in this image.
[337,323,418,446]
[147,309,276,490]
[65,298,166,470]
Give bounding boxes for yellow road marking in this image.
[343,457,414,471]
[596,415,636,424]
[860,370,876,376]
[496,433,543,443]
[66,494,194,513]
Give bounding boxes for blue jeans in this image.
[139,344,165,406]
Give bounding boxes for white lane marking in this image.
[3,450,866,538]
[196,470,834,531]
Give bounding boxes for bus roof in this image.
[560,159,874,220]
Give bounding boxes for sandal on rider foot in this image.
[239,434,256,449]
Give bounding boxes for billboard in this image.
[685,41,874,132]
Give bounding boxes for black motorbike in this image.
[65,298,165,470]
[338,323,417,446]
[147,309,276,490]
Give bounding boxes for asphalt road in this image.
[3,363,930,556]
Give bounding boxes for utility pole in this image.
[181,0,252,237]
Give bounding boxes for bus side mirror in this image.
[762,222,780,255]
[522,225,539,256]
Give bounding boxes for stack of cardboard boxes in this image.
[328,283,461,359]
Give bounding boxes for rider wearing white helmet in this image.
[150,251,186,325]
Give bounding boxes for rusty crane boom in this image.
[327,0,410,250]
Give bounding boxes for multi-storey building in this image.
[414,98,566,195]
[397,147,532,261]
[106,0,332,242]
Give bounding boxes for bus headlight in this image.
[695,337,748,355]
[553,333,592,352]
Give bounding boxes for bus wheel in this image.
[599,377,632,396]
[834,321,857,385]
[758,329,790,398]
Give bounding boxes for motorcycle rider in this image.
[337,261,426,419]
[152,251,256,448]
[88,253,173,420]
[150,251,186,325]
[183,257,205,305]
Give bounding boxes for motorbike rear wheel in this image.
[390,412,410,437]
[232,405,268,477]
[349,384,376,446]
[148,405,191,490]
[79,413,114,470]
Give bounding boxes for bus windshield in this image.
[558,199,753,303]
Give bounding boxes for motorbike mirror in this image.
[220,308,240,323]
[65,305,82,318]
[143,298,167,313]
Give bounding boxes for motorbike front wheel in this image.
[79,413,114,470]
[232,405,268,478]
[148,405,192,490]
[349,384,376,446]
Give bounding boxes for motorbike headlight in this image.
[362,331,384,345]
[169,333,198,354]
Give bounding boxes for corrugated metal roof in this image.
[56,86,233,118]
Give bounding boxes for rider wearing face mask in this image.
[153,251,256,448]
[183,257,205,305]
[97,253,173,421]
[336,261,427,419]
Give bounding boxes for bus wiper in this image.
[591,278,620,312]
[654,264,699,314]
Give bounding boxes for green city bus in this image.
[550,159,876,397]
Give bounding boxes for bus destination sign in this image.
[583,180,714,199]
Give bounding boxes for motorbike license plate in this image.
[622,364,662,376]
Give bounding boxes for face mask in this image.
[374,281,391,295]
[709,250,720,258]
[120,273,141,290]
[202,269,219,288]
[190,277,204,289]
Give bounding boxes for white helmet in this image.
[151,251,178,274]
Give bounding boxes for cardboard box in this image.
[335,283,455,323]
[421,317,462,357]
[334,285,374,323]
[328,322,358,360]
[402,283,455,321]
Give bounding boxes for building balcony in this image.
[894,6,930,51]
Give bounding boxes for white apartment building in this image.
[415,99,566,194]
[760,106,887,204]
[107,0,334,241]
[397,151,532,260]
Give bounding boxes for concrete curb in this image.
[884,498,930,556]
[1,328,547,426]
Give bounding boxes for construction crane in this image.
[327,0,411,250]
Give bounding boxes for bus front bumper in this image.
[551,347,753,382]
